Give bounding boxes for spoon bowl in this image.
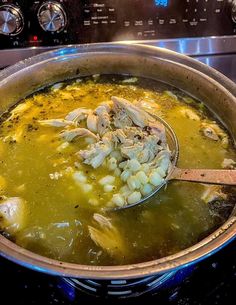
[109,113,236,212]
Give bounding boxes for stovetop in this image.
[0,238,235,305]
[0,37,236,305]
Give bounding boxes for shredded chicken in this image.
[59,128,98,142]
[87,113,98,133]
[65,108,91,123]
[111,96,154,128]
[38,96,171,206]
[95,105,111,135]
[78,140,112,168]
[38,119,75,127]
[0,197,26,234]
[78,97,168,167]
[200,122,229,147]
[221,158,236,169]
[201,185,227,204]
[88,213,126,258]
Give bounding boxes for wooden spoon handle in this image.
[171,168,236,185]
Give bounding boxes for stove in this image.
[0,1,236,304]
[0,239,235,304]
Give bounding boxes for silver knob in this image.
[232,1,236,23]
[0,5,24,36]
[37,1,67,32]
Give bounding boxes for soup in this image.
[0,75,235,266]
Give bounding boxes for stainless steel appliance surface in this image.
[0,0,236,47]
[0,0,236,75]
[0,43,235,305]
[0,0,236,84]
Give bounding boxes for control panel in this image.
[0,0,236,49]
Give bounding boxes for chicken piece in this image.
[102,123,164,164]
[6,101,32,122]
[112,109,133,128]
[111,96,154,128]
[111,129,127,145]
[88,213,126,259]
[0,197,26,234]
[201,185,227,204]
[3,131,23,144]
[149,150,171,172]
[144,134,163,153]
[179,107,200,121]
[95,105,111,135]
[221,158,236,169]
[65,108,91,123]
[120,133,162,163]
[122,127,145,142]
[201,126,219,141]
[99,101,112,113]
[59,128,98,142]
[135,99,161,111]
[120,142,144,161]
[200,122,229,146]
[103,127,144,148]
[78,141,113,168]
[121,145,156,164]
[148,121,167,143]
[102,129,131,148]
[122,77,138,84]
[38,119,74,128]
[87,113,98,132]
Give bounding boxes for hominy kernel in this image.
[114,168,121,177]
[140,183,153,196]
[149,172,164,187]
[160,158,170,172]
[99,175,115,185]
[127,191,141,204]
[110,150,122,161]
[120,185,132,196]
[120,170,131,182]
[155,167,166,177]
[140,163,150,173]
[119,161,127,169]
[88,198,99,206]
[104,184,115,192]
[127,176,138,190]
[126,159,141,172]
[73,171,87,183]
[107,157,117,171]
[136,171,148,184]
[81,183,93,193]
[112,194,125,207]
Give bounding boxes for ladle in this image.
[112,114,236,211]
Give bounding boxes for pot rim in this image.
[0,43,236,279]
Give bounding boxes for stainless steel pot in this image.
[0,43,236,280]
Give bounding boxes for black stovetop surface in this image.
[0,238,235,305]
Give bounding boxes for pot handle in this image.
[171,167,236,185]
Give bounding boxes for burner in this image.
[0,239,235,304]
[59,267,194,299]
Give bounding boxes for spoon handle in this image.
[171,168,236,185]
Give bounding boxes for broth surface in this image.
[0,75,235,265]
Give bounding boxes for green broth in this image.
[0,75,235,265]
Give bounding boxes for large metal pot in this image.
[0,43,236,282]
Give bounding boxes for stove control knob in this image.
[37,1,67,32]
[232,1,236,23]
[0,5,24,36]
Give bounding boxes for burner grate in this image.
[61,271,178,298]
